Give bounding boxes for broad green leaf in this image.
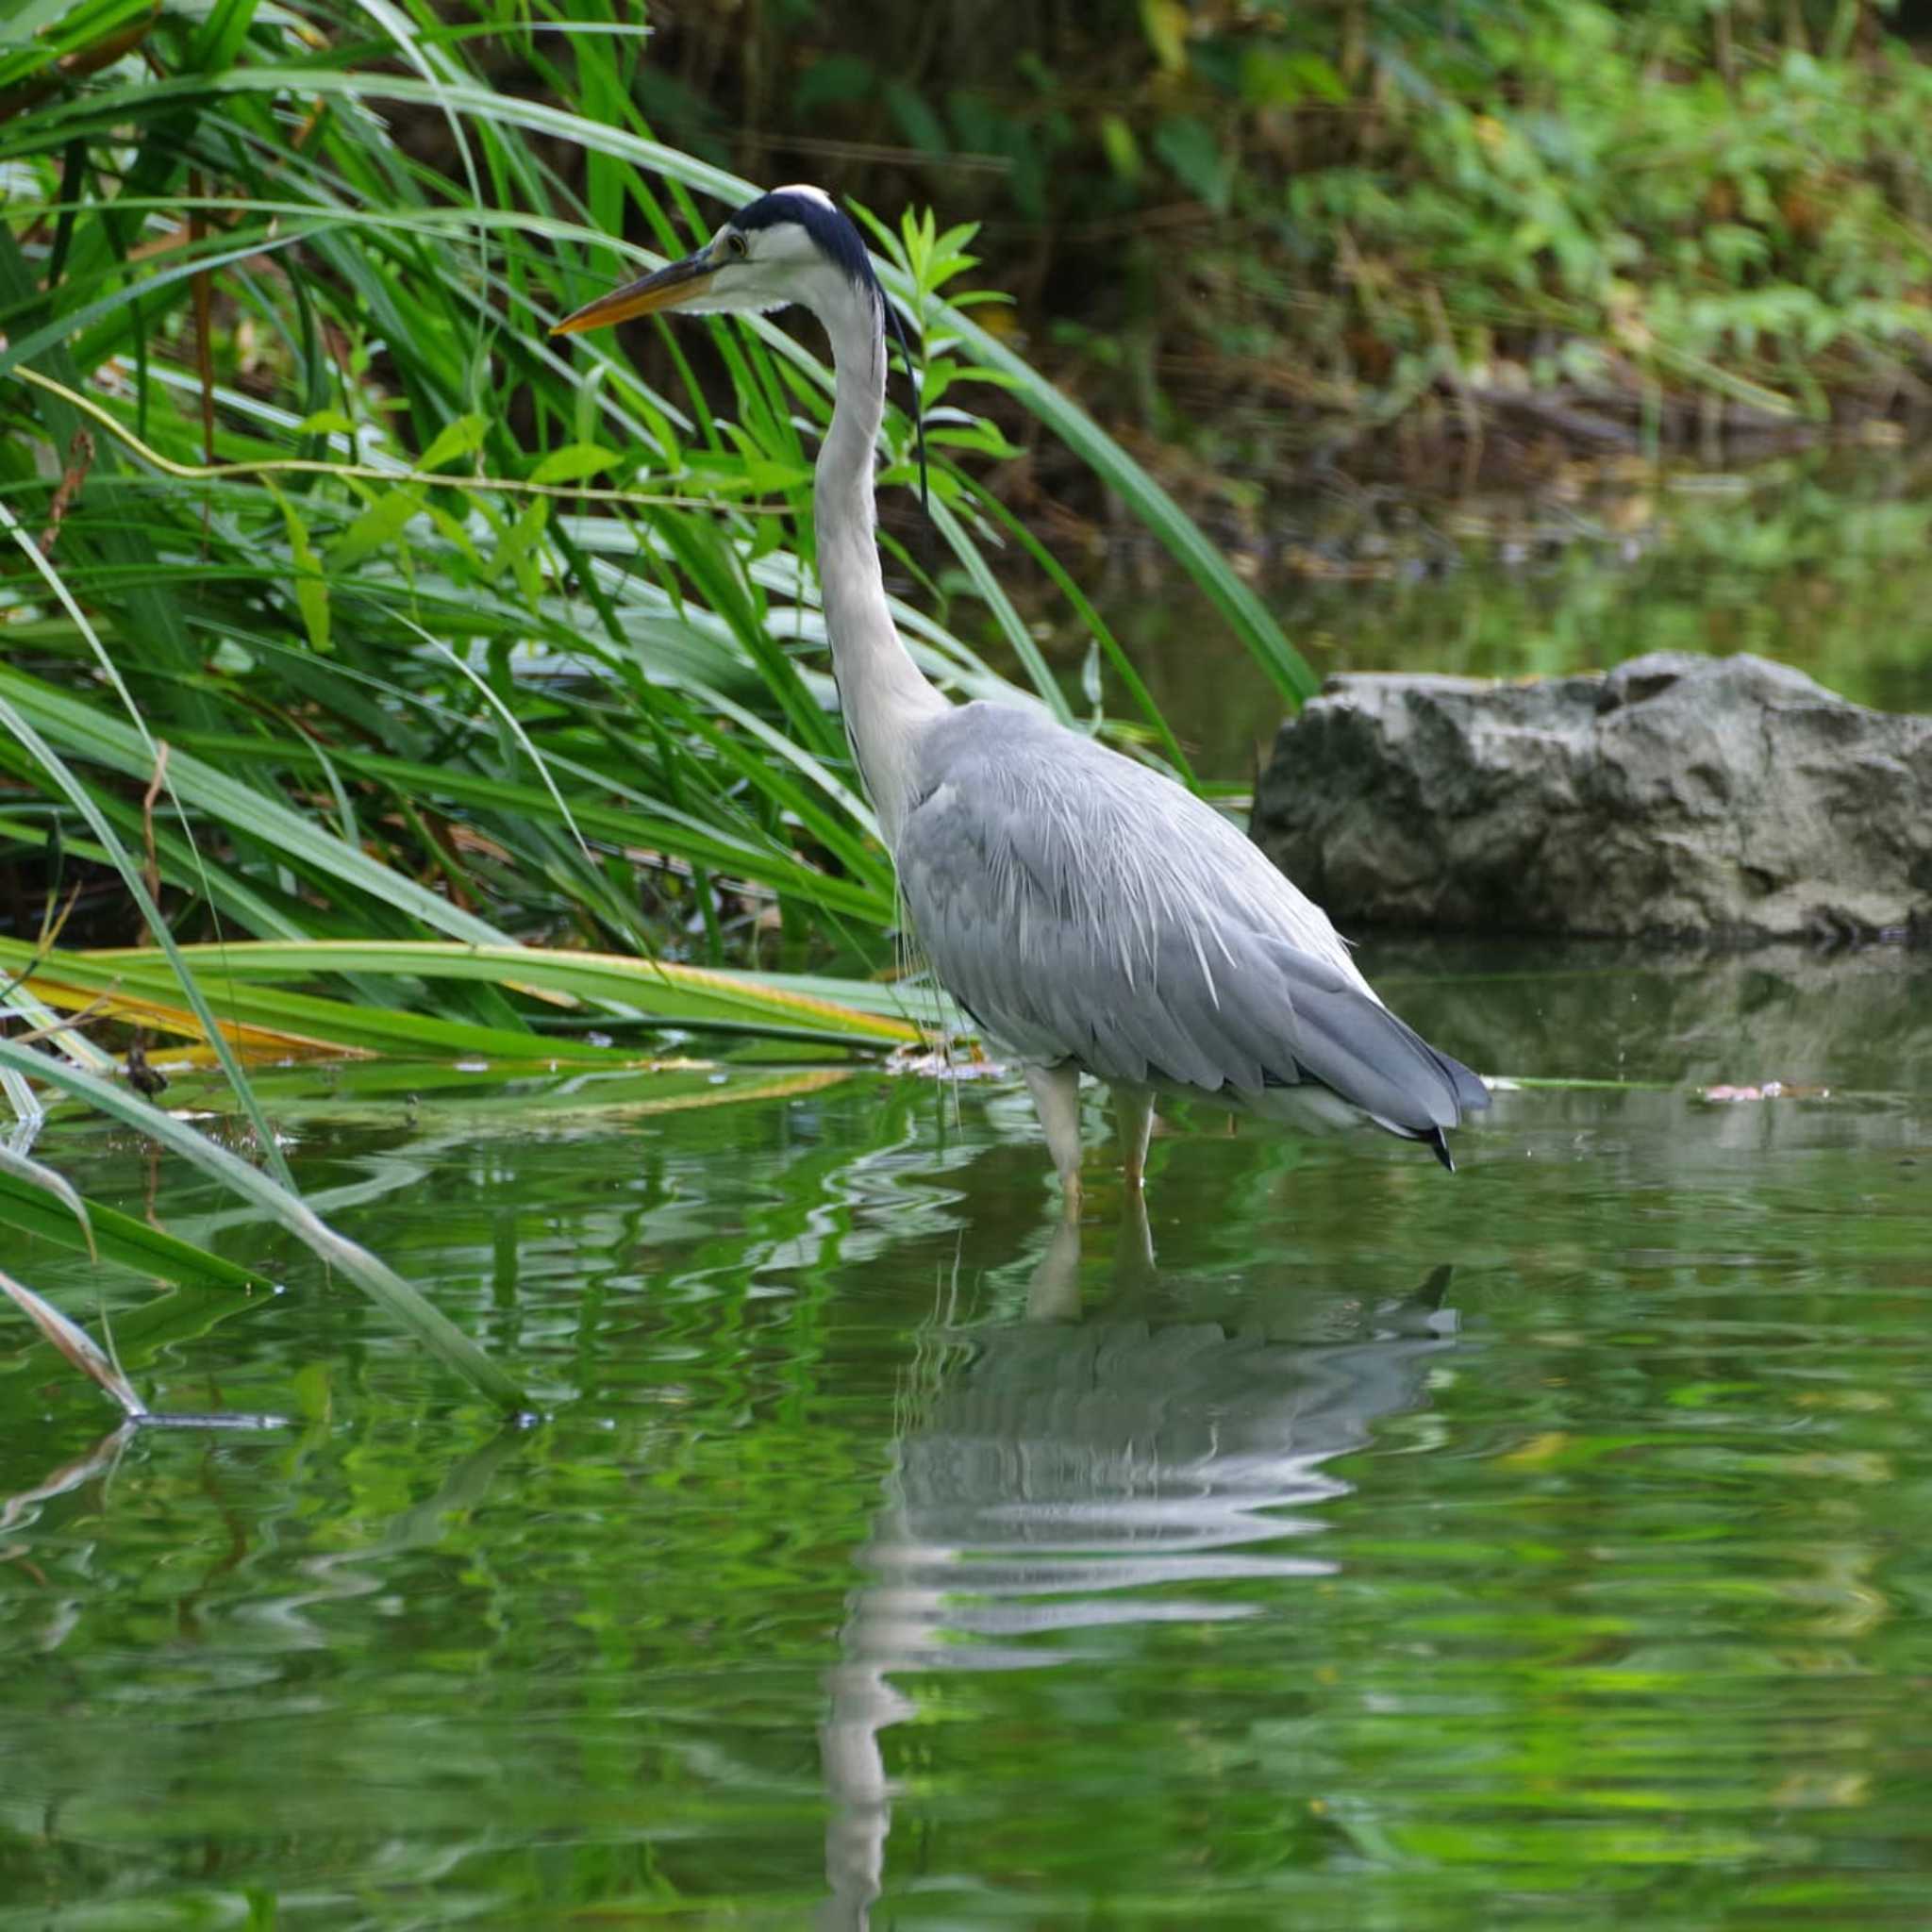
[268,481,332,653]
[0,1141,93,1258]
[530,441,622,485]
[418,410,489,472]
[329,486,424,567]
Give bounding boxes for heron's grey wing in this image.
[895,724,1486,1136]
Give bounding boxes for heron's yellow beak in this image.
[550,248,716,336]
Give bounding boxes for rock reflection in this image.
[1377,935,1932,1097]
[820,1208,1457,1929]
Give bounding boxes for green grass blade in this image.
[0,1142,94,1258]
[0,690,302,1193]
[0,1166,266,1291]
[0,1041,525,1409]
[911,300,1319,706]
[0,665,515,943]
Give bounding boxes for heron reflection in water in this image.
[814,1205,1458,1929]
[553,188,1489,1202]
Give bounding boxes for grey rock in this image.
[1251,651,1932,940]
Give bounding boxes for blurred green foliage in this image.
[641,0,1932,455]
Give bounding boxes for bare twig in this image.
[37,428,93,556]
[140,741,170,932]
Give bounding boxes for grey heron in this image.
[554,185,1488,1200]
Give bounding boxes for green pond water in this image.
[3,939,1929,1930]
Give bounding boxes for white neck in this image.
[809,282,946,848]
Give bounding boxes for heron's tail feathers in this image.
[1268,946,1489,1138]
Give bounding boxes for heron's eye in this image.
[724,233,748,260]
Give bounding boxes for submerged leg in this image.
[1117,1185,1157,1286]
[1024,1212,1084,1321]
[1111,1083,1156,1191]
[1022,1060,1085,1207]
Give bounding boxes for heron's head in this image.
[551,184,881,337]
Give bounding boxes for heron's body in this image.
[555,185,1489,1198]
[897,700,1487,1174]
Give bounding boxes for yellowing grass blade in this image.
[50,940,937,1048]
[18,976,369,1063]
[575,1066,852,1120]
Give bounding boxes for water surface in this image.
[3,941,1929,1928]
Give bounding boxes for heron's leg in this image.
[1112,1083,1157,1191]
[1022,1061,1085,1207]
